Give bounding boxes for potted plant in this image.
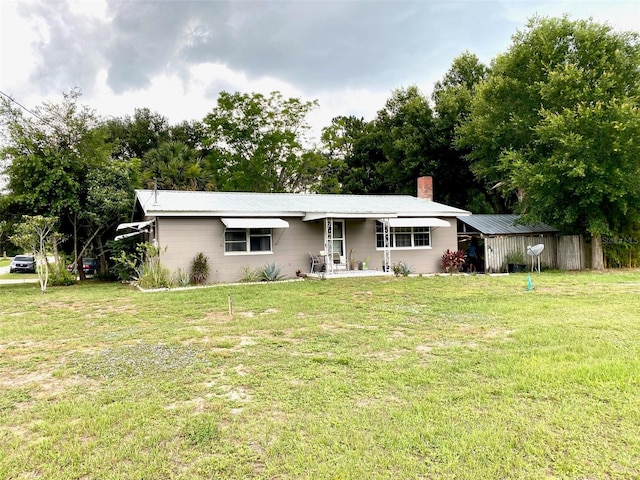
[505,251,527,273]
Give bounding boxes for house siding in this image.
[155,216,457,283]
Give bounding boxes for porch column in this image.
[381,218,391,272]
[324,217,334,274]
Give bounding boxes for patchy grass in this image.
[1,271,640,478]
[0,272,39,280]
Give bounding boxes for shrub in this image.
[49,267,76,286]
[391,261,413,277]
[117,242,173,289]
[239,266,260,283]
[174,268,191,287]
[259,263,285,282]
[505,251,525,265]
[190,253,209,285]
[138,261,172,289]
[441,249,466,273]
[111,249,142,282]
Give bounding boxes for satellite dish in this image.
[527,244,544,256]
[526,244,545,272]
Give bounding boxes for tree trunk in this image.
[591,233,604,270]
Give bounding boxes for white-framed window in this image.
[225,228,272,253]
[376,222,431,249]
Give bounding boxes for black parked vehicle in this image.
[67,258,99,275]
[10,255,37,273]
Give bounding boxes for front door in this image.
[332,220,346,265]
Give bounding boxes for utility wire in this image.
[0,89,47,124]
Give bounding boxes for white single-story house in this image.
[117,177,470,283]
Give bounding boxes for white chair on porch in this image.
[309,252,324,273]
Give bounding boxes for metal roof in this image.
[135,189,470,218]
[457,214,557,235]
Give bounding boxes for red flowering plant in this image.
[441,249,467,273]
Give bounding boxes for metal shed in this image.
[457,214,559,272]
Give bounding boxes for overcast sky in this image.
[1,0,640,140]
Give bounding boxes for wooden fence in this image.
[483,235,587,272]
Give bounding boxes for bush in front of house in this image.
[259,263,285,282]
[49,266,76,286]
[174,268,191,287]
[190,253,209,285]
[391,261,413,277]
[239,266,261,283]
[441,249,466,273]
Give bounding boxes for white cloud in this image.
[1,0,640,144]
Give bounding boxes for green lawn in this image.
[1,272,639,479]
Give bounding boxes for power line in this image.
[0,89,46,123]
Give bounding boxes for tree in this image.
[328,87,437,196]
[202,91,323,192]
[75,158,139,277]
[103,107,171,162]
[457,16,640,268]
[142,141,212,191]
[1,90,136,275]
[373,85,436,194]
[1,89,104,221]
[10,215,57,293]
[320,115,368,193]
[431,52,495,211]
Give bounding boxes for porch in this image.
[305,268,393,279]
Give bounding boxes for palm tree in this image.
[142,141,214,191]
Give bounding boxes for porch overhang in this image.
[220,218,289,229]
[116,219,155,231]
[383,217,451,228]
[303,212,396,221]
[114,219,154,241]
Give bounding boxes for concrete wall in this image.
[155,216,459,283]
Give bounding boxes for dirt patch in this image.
[86,303,138,318]
[365,349,407,362]
[166,396,208,413]
[216,385,252,403]
[389,329,408,338]
[201,311,233,323]
[416,340,479,352]
[0,368,99,400]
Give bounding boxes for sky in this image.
[1,0,640,141]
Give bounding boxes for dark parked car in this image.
[67,257,99,275]
[10,255,37,273]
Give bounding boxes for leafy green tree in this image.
[1,89,105,221]
[202,91,323,192]
[327,87,437,196]
[374,85,436,194]
[1,90,137,275]
[320,115,369,193]
[431,52,495,211]
[0,220,8,256]
[457,16,640,268]
[103,107,171,162]
[10,215,57,293]
[74,158,139,278]
[142,141,212,190]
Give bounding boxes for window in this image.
[376,223,431,249]
[225,228,272,253]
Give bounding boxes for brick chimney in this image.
[417,176,433,201]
